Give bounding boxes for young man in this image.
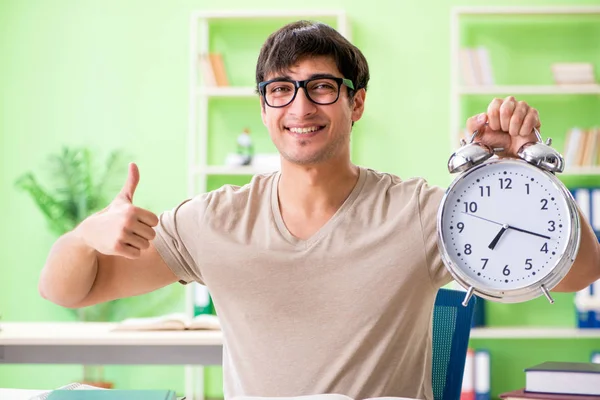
[39,21,600,400]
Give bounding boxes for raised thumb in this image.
[120,162,140,203]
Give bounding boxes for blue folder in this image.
[46,390,178,400]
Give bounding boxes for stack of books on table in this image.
[500,361,600,400]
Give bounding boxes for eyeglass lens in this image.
[264,79,340,107]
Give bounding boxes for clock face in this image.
[438,159,576,293]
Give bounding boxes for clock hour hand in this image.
[488,224,509,250]
[507,225,551,240]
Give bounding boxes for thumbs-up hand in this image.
[75,163,159,259]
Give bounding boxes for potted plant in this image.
[15,146,182,387]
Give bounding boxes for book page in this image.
[187,314,220,330]
[112,313,188,331]
[231,394,352,400]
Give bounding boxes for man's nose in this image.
[287,87,317,116]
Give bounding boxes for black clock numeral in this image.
[503,265,511,276]
[540,199,548,210]
[481,258,489,270]
[457,222,465,233]
[525,259,533,270]
[548,220,556,232]
[463,201,478,213]
[525,183,530,195]
[540,243,548,253]
[479,185,491,197]
[499,178,512,189]
[464,244,472,255]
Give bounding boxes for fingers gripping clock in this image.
[437,129,581,305]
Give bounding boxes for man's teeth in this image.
[289,126,320,134]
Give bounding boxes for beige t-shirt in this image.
[153,166,452,400]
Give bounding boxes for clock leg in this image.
[541,284,555,304]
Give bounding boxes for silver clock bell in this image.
[448,127,564,175]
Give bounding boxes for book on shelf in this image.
[551,62,597,85]
[112,312,220,331]
[575,278,600,328]
[198,52,229,87]
[563,127,600,168]
[458,46,494,86]
[570,187,600,241]
[199,53,217,87]
[499,388,600,400]
[525,361,600,396]
[208,53,229,86]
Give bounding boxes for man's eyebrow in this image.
[268,73,339,81]
[308,73,338,80]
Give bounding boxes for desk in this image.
[0,322,224,365]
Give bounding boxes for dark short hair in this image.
[255,20,370,99]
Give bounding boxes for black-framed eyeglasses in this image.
[258,75,355,108]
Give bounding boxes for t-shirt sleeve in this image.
[417,180,453,289]
[153,196,206,285]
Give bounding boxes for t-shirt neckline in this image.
[270,166,367,247]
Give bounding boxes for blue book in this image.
[46,390,177,400]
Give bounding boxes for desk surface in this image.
[0,322,224,346]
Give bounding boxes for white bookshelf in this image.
[563,166,600,176]
[458,84,600,96]
[186,10,351,400]
[471,327,600,339]
[453,6,600,15]
[449,6,600,175]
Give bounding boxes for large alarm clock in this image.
[437,128,581,305]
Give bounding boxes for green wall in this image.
[1,0,600,399]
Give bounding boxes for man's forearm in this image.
[39,229,99,308]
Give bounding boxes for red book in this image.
[500,388,600,400]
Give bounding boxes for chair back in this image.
[431,288,476,400]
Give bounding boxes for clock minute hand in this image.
[507,225,551,240]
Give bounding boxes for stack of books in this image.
[551,63,597,85]
[500,361,600,399]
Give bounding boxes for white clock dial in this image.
[439,159,575,293]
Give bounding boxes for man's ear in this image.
[351,88,366,122]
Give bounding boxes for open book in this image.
[232,394,418,400]
[112,312,220,331]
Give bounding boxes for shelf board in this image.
[471,327,600,339]
[198,86,257,98]
[192,10,346,20]
[459,84,600,95]
[561,166,600,176]
[194,165,279,176]
[454,6,600,15]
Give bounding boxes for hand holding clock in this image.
[466,96,541,157]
